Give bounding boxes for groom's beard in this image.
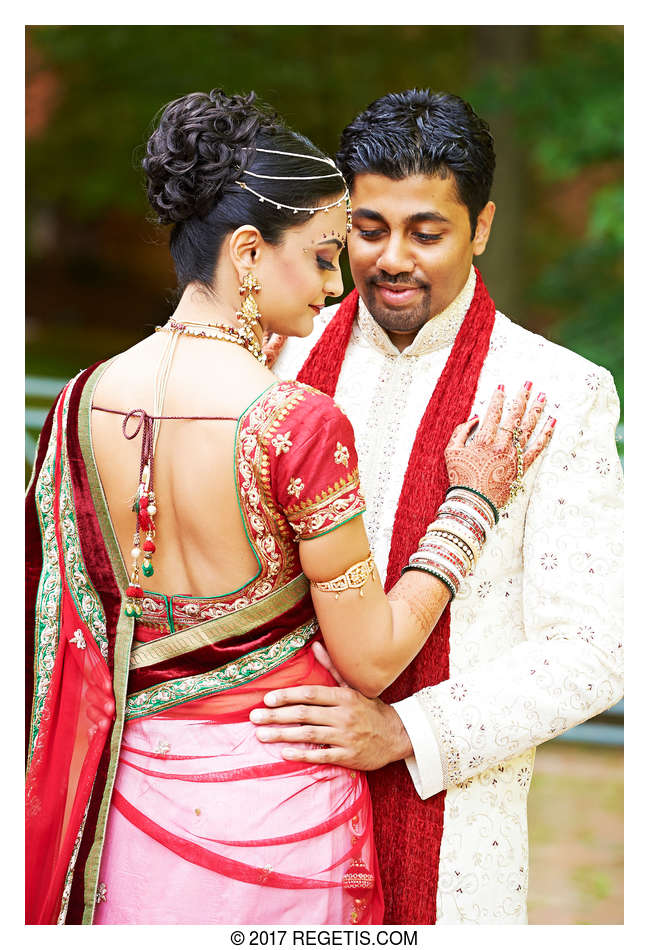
[362,272,433,334]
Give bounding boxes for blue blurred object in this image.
[553,700,624,747]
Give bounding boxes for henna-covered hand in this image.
[262,332,288,369]
[444,382,555,509]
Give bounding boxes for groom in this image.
[255,90,623,924]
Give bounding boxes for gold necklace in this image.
[155,318,267,365]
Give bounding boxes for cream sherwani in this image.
[274,267,623,924]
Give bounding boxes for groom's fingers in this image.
[251,703,338,727]
[262,684,348,708]
[254,725,339,746]
[281,745,345,765]
[311,641,348,686]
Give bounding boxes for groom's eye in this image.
[414,232,442,243]
[358,229,384,240]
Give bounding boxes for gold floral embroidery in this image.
[287,476,305,499]
[283,465,365,540]
[284,468,361,517]
[288,490,366,540]
[334,442,350,467]
[272,431,293,456]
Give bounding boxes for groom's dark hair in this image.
[336,89,495,237]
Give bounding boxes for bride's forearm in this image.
[388,569,450,651]
[369,570,451,694]
[309,491,492,696]
[313,569,450,698]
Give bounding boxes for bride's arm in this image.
[299,384,553,697]
[302,519,448,697]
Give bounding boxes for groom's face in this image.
[348,172,493,337]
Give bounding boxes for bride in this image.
[25,89,553,925]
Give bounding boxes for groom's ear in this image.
[472,201,496,257]
[228,225,264,269]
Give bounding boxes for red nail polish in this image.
[469,414,478,422]
[538,392,546,402]
[549,417,557,428]
[497,384,505,392]
[524,381,533,391]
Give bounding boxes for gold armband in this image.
[312,554,376,599]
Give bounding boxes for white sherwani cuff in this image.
[391,696,444,799]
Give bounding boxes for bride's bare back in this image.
[91,331,277,598]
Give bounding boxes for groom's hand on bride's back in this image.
[249,644,413,770]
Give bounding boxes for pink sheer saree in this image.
[95,650,381,924]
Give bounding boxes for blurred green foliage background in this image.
[26,25,623,421]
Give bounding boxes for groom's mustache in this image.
[367,271,427,288]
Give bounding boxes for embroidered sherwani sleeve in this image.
[407,366,623,794]
[391,697,445,798]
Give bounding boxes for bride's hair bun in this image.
[143,89,277,224]
[142,88,344,292]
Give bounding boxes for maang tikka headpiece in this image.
[236,148,352,233]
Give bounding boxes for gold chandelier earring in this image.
[237,272,262,337]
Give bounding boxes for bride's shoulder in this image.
[247,381,355,465]
[272,380,348,427]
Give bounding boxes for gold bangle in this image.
[312,554,376,600]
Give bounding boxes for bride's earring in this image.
[237,273,262,338]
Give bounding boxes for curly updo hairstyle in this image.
[336,89,495,238]
[143,90,345,292]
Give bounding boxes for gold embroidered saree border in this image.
[29,390,64,766]
[129,572,310,670]
[125,618,318,721]
[29,372,111,765]
[77,361,136,925]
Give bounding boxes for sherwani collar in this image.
[356,265,477,357]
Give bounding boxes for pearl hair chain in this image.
[236,147,352,231]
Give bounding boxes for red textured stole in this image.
[298,270,496,923]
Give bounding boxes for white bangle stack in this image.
[401,486,498,599]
